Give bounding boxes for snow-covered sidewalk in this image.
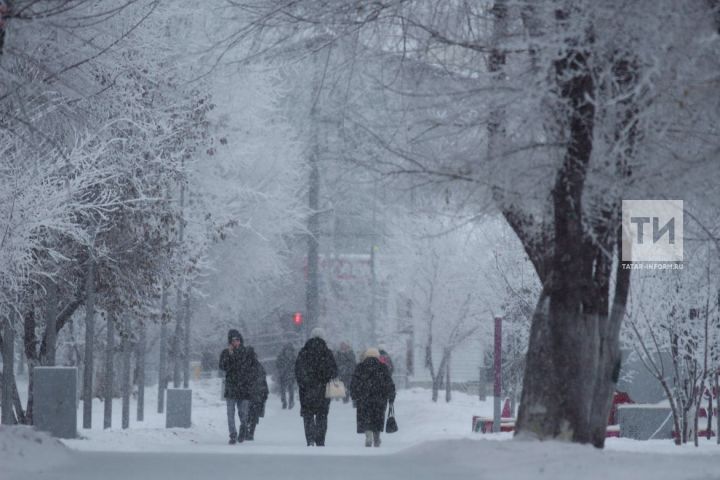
[3,377,720,479]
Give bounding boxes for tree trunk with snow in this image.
[1,317,15,424]
[104,314,115,429]
[514,26,599,441]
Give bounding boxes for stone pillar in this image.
[33,367,77,438]
[165,388,191,428]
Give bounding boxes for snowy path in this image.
[4,378,720,480]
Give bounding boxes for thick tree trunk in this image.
[104,314,115,429]
[515,14,600,443]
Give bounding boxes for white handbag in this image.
[325,378,347,399]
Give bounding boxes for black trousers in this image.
[303,413,328,446]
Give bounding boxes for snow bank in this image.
[0,425,73,475]
[399,438,718,480]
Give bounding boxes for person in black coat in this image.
[245,347,269,441]
[275,342,296,409]
[334,342,356,403]
[351,347,396,447]
[219,329,253,444]
[294,327,338,446]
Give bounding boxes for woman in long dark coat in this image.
[295,327,338,446]
[351,348,396,447]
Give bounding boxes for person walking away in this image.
[351,348,396,447]
[245,347,269,441]
[378,344,394,377]
[276,342,297,409]
[295,327,338,446]
[335,341,356,403]
[219,329,253,444]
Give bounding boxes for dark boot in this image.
[303,415,316,446]
[373,431,381,447]
[246,423,256,441]
[229,433,237,445]
[315,414,328,446]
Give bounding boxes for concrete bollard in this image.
[33,367,78,438]
[166,388,192,428]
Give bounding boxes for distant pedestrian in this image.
[245,347,269,441]
[351,348,396,447]
[219,329,253,444]
[295,327,338,446]
[335,342,356,403]
[378,344,394,377]
[276,342,297,409]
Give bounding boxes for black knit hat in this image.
[228,329,243,344]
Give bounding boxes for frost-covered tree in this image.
[223,0,720,447]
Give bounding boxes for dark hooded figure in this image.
[276,342,297,409]
[245,347,269,441]
[351,348,396,447]
[335,342,356,403]
[294,327,338,446]
[219,329,253,444]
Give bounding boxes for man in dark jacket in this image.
[275,342,296,409]
[295,327,338,446]
[219,329,253,444]
[351,348,396,447]
[245,347,269,441]
[335,342,356,403]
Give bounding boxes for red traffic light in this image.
[293,312,303,326]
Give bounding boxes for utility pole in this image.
[306,50,322,337]
[82,234,96,429]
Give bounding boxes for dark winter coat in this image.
[219,346,254,400]
[295,337,338,416]
[276,344,297,383]
[335,349,356,380]
[248,350,269,419]
[351,357,396,433]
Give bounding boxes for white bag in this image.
[325,378,346,399]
